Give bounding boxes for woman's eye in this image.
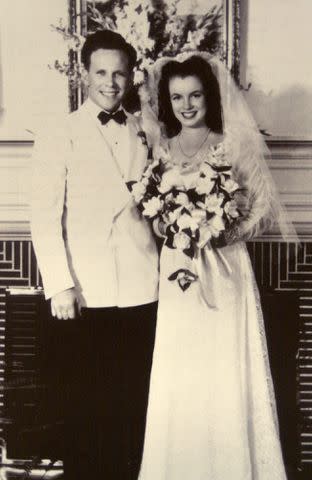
[172,95,181,101]
[192,93,202,99]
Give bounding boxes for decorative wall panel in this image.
[0,238,310,475]
[0,239,40,465]
[248,242,312,473]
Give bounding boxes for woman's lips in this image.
[181,111,197,119]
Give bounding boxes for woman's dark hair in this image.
[81,30,137,72]
[158,56,223,137]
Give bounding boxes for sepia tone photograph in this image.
[0,0,311,479]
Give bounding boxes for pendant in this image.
[181,161,190,168]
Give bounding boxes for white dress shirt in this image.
[85,100,131,178]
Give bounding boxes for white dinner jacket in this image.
[31,101,159,307]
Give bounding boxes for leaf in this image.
[193,228,200,243]
[178,280,191,291]
[181,207,191,216]
[183,244,195,259]
[164,233,175,249]
[182,227,192,237]
[126,180,136,192]
[168,269,188,281]
[135,4,143,15]
[183,269,198,280]
[214,165,232,173]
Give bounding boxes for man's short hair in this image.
[81,30,137,71]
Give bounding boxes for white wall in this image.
[0,0,70,233]
[0,0,69,138]
[242,0,312,138]
[177,0,222,14]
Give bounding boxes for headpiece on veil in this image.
[139,50,298,242]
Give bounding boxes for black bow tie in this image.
[97,110,127,126]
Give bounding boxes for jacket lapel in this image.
[70,104,132,221]
[124,112,150,182]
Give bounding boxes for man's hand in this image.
[51,287,81,320]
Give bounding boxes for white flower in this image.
[195,176,215,195]
[177,213,199,232]
[200,162,215,178]
[200,194,224,215]
[224,200,240,219]
[198,215,225,245]
[222,178,239,194]
[183,171,200,190]
[209,214,225,237]
[142,197,163,218]
[131,182,146,203]
[186,29,206,49]
[175,192,189,206]
[158,167,183,194]
[212,156,229,167]
[166,206,183,224]
[153,145,170,165]
[140,55,154,71]
[173,231,191,250]
[208,145,229,167]
[198,225,213,247]
[141,177,149,187]
[133,69,145,85]
[67,34,85,52]
[114,0,155,63]
[142,158,159,179]
[164,192,174,203]
[191,208,207,225]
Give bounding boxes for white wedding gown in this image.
[139,160,287,479]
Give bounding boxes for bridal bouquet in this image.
[128,142,243,290]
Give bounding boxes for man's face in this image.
[85,48,131,112]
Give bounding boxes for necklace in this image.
[178,128,210,159]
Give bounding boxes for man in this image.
[31,30,159,480]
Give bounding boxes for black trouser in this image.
[44,302,157,480]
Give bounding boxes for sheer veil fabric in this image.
[139,51,298,242]
[137,52,290,479]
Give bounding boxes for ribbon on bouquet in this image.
[168,245,233,310]
[194,246,233,310]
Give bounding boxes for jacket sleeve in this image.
[30,119,75,299]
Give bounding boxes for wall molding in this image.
[0,139,32,235]
[0,138,311,238]
[265,139,312,238]
[267,138,312,160]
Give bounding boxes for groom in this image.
[31,30,158,479]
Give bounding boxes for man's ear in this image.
[81,67,89,87]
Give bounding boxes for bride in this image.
[135,53,296,480]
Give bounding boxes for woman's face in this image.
[168,75,207,129]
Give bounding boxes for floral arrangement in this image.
[51,0,222,91]
[128,140,243,290]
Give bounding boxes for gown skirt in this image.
[139,241,287,480]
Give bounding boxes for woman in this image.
[137,53,295,479]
